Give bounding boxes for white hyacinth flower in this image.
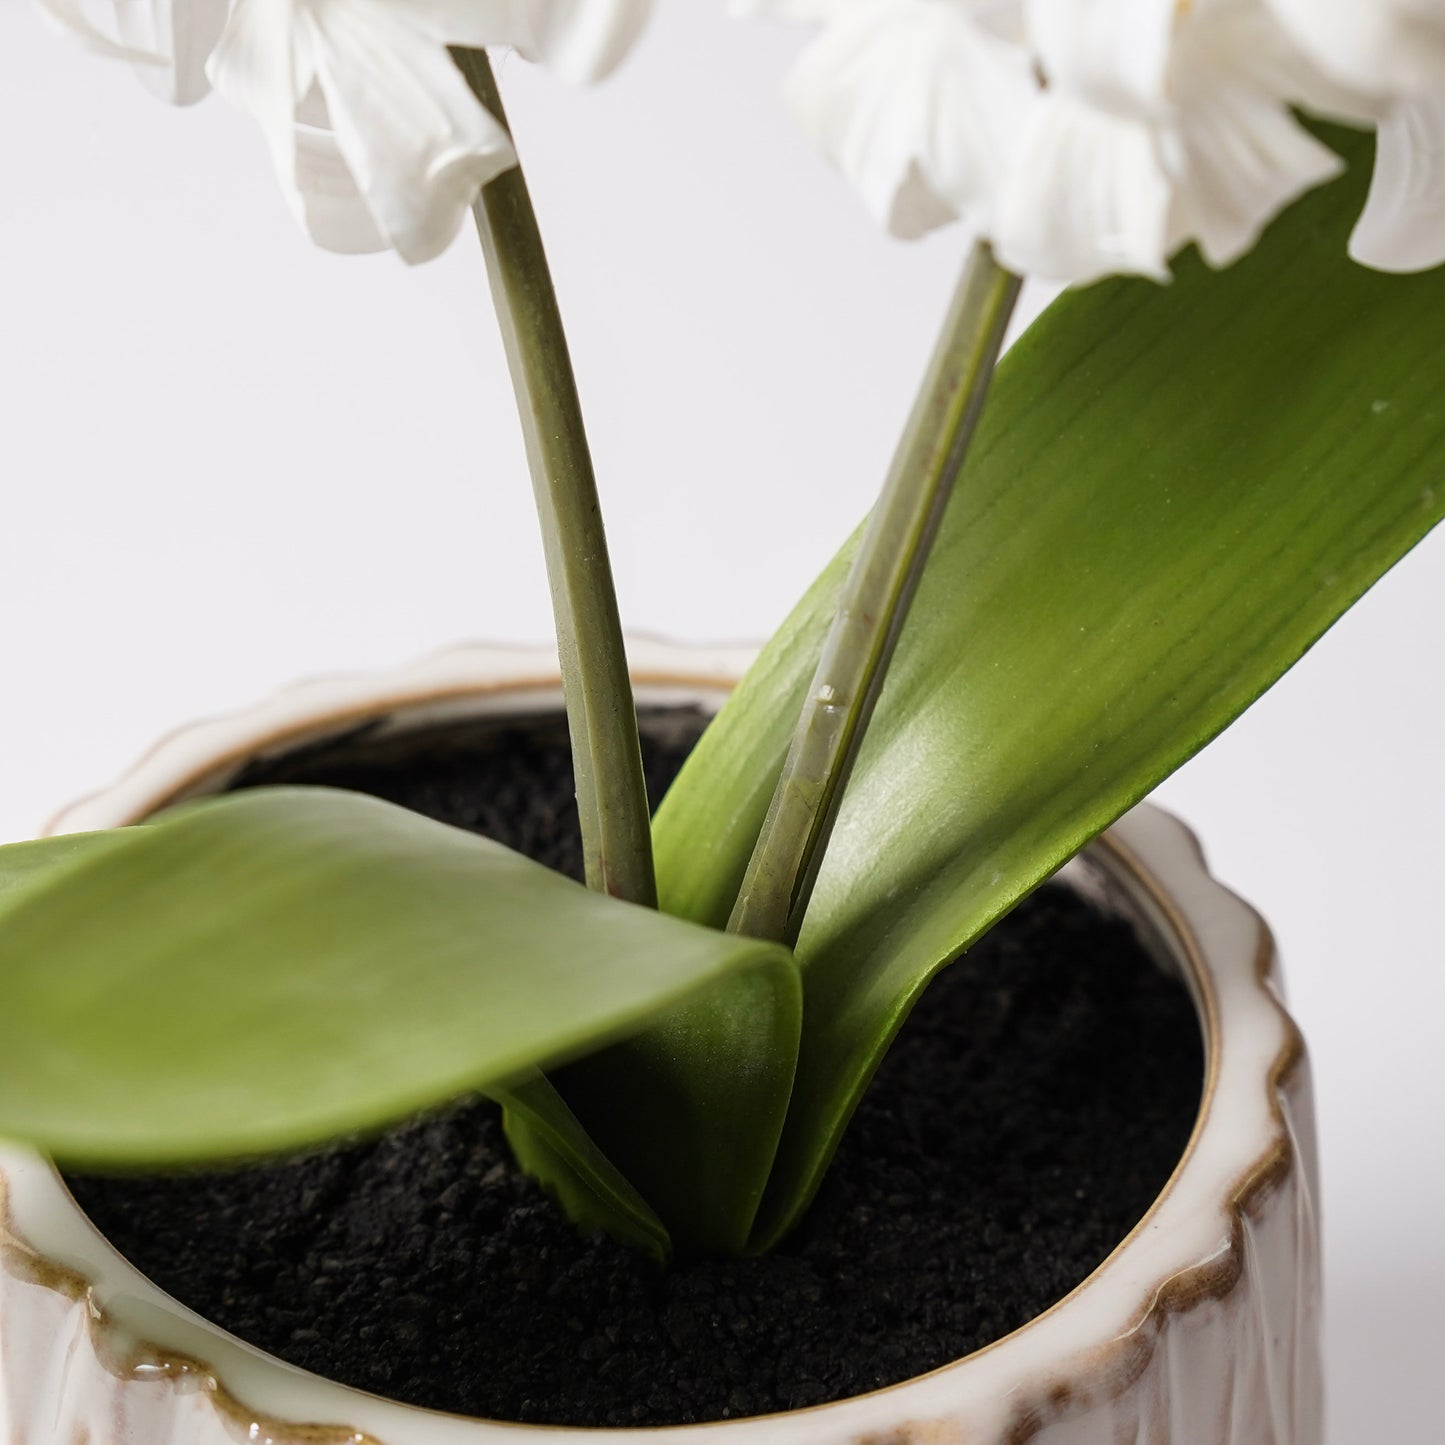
[737,0,1041,240]
[1262,0,1445,273]
[519,0,654,84]
[215,0,652,262]
[38,0,651,262]
[1349,91,1445,272]
[207,0,518,264]
[744,0,1438,283]
[997,0,1349,282]
[1263,0,1445,96]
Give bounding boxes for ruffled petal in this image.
[1179,0,1373,125]
[116,0,232,105]
[785,0,1038,239]
[1263,0,1445,97]
[994,91,1171,282]
[307,0,516,263]
[209,0,317,191]
[521,0,654,83]
[1350,91,1445,271]
[291,117,389,254]
[1026,0,1175,114]
[1168,83,1344,267]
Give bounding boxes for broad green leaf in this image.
[522,961,801,1256]
[0,787,797,1170]
[0,831,135,903]
[497,1073,671,1264]
[652,125,1445,1251]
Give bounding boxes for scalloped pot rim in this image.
[1,639,1322,1445]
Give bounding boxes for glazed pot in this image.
[0,640,1322,1444]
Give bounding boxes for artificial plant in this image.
[4,0,1443,1263]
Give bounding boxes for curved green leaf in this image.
[524,960,801,1256]
[0,830,135,903]
[653,125,1445,1250]
[0,787,797,1170]
[497,1073,671,1264]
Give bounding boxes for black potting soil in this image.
[66,709,1204,1428]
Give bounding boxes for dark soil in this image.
[66,709,1203,1428]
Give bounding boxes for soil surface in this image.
[67,709,1203,1428]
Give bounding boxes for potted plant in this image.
[1,1,1441,1440]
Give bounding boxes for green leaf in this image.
[0,831,135,903]
[497,1073,671,1264]
[653,124,1445,1251]
[0,787,797,1174]
[521,960,801,1256]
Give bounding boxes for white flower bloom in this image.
[1263,0,1445,96]
[1262,0,1445,273]
[743,0,1445,282]
[995,0,1347,282]
[34,0,230,103]
[39,0,650,262]
[518,0,654,84]
[741,0,1040,240]
[208,0,515,264]
[1350,91,1445,272]
[208,0,651,262]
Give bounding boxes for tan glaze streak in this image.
[0,1177,382,1445]
[0,1206,92,1305]
[856,1423,968,1445]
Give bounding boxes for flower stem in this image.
[458,48,655,907]
[729,242,1021,945]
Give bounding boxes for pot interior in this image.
[61,685,1207,1429]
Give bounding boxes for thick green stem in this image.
[729,243,1021,944]
[458,49,655,906]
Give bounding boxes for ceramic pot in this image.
[0,640,1322,1444]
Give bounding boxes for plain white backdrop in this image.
[2,4,1442,1438]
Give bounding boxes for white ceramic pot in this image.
[0,640,1322,1445]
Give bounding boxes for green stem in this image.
[729,242,1021,944]
[458,48,655,907]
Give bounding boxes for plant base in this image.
[67,709,1202,1427]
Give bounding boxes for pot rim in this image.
[4,638,1311,1444]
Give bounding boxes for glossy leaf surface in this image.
[653,126,1445,1250]
[0,788,797,1169]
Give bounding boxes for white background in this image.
[2,4,1442,1438]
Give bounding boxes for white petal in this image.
[115,0,232,105]
[785,0,1038,239]
[209,0,316,190]
[1026,0,1175,114]
[1263,0,1445,97]
[522,0,654,83]
[308,0,517,264]
[1179,0,1373,125]
[291,120,388,254]
[994,92,1171,283]
[1169,84,1344,268]
[1350,91,1445,271]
